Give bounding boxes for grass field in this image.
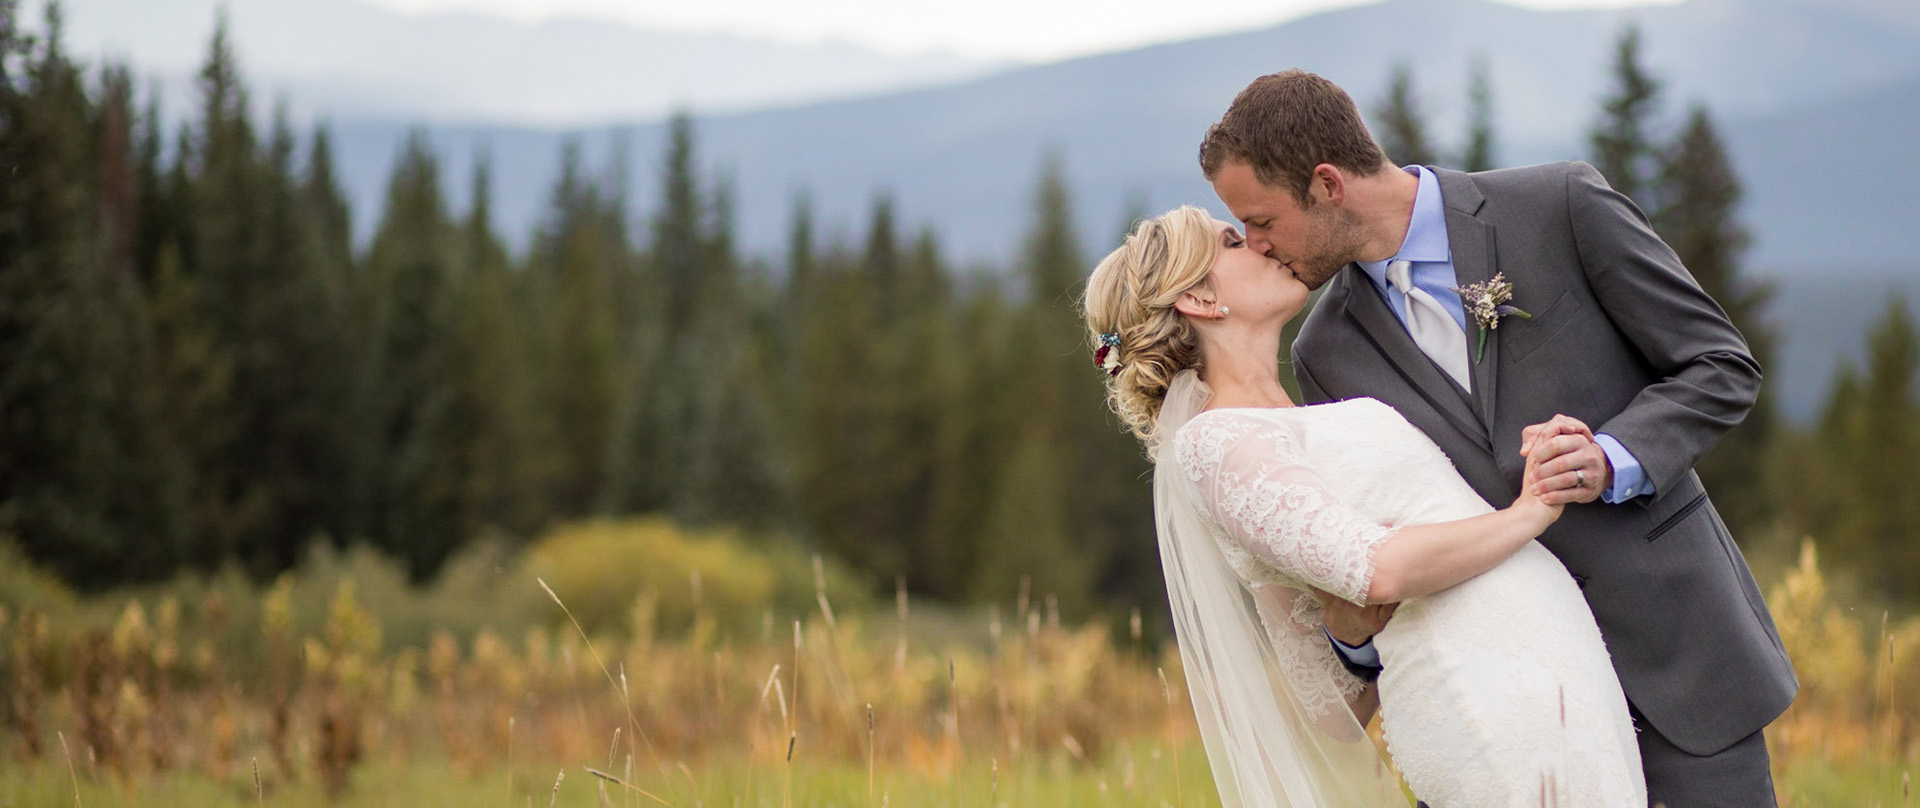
[2,520,1914,807]
[1,741,1215,808]
[1,745,1910,807]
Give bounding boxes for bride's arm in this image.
[1364,486,1561,604]
[1183,413,1566,610]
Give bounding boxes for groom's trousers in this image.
[1634,703,1777,807]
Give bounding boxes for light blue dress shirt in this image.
[1328,166,1653,670]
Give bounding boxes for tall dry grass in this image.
[0,519,1186,802]
[0,523,1913,804]
[1766,540,1920,766]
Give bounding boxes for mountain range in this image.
[39,0,1920,419]
[30,0,1007,125]
[301,0,1920,270]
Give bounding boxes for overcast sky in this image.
[359,0,1676,61]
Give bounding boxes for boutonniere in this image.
[1451,273,1531,363]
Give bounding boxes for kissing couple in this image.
[1082,70,1796,807]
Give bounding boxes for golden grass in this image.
[0,527,1912,805]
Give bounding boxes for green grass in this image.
[0,739,1222,808]
[1774,755,1914,808]
[6,744,1904,807]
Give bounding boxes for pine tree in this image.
[788,196,902,578]
[301,125,354,305]
[921,275,1014,600]
[776,189,817,376]
[1589,25,1662,207]
[865,193,902,318]
[677,168,782,527]
[1373,61,1436,167]
[1796,297,1920,605]
[606,120,690,515]
[655,113,703,334]
[450,148,550,539]
[601,130,682,515]
[527,137,624,519]
[867,209,953,589]
[131,93,171,281]
[972,154,1096,613]
[177,8,305,569]
[1849,298,1919,601]
[0,3,173,582]
[1652,105,1776,536]
[240,105,359,573]
[1461,56,1496,172]
[786,191,817,300]
[128,36,234,578]
[354,131,467,576]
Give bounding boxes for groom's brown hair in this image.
[1199,69,1389,201]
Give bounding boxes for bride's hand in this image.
[1511,439,1570,531]
[1519,414,1594,459]
[1316,588,1398,645]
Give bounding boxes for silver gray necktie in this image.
[1387,259,1472,390]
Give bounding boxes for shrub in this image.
[522,516,869,638]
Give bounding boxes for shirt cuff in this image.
[1594,433,1655,503]
[1325,625,1382,668]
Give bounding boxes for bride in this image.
[1082,206,1645,807]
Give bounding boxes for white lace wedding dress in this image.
[1172,397,1645,807]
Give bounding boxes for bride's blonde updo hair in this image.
[1082,205,1220,447]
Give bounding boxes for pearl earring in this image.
[1218,305,1230,318]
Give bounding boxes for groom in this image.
[1199,70,1796,806]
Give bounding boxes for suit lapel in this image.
[1436,168,1503,440]
[1338,267,1493,452]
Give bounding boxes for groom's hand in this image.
[1520,414,1612,505]
[1520,414,1593,452]
[1318,590,1397,646]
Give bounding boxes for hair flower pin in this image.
[1094,332,1123,377]
[1450,273,1531,363]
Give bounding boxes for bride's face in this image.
[1202,217,1311,326]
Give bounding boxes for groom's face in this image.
[1211,160,1355,291]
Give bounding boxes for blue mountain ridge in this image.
[311,0,1920,420]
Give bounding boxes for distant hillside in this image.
[29,0,1008,125]
[56,0,1919,420]
[1768,271,1920,420]
[1721,72,1920,270]
[322,0,1920,269]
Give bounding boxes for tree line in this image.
[0,4,1154,615]
[2,4,1916,613]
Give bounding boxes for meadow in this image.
[1,518,1914,807]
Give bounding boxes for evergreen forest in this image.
[5,4,1918,623]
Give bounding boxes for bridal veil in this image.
[1152,369,1406,807]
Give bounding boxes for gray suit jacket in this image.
[1292,161,1797,756]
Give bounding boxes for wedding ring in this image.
[1575,469,1587,488]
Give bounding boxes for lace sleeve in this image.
[1247,581,1371,725]
[1177,412,1396,607]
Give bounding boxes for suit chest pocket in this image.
[1502,289,1578,364]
